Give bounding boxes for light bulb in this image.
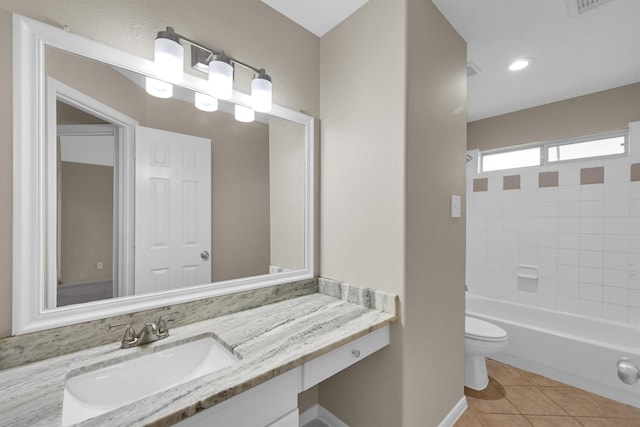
[195,92,219,112]
[145,76,173,98]
[154,27,183,83]
[508,58,533,71]
[251,70,272,113]
[209,54,234,100]
[234,104,255,123]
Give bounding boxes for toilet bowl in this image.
[465,316,508,390]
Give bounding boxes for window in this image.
[481,147,541,172]
[479,130,628,173]
[547,135,626,162]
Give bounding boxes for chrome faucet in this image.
[109,312,178,349]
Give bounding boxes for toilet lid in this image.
[465,316,507,341]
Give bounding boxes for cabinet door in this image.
[175,367,301,427]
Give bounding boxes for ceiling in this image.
[261,0,369,37]
[432,0,640,121]
[263,0,640,122]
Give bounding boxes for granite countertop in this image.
[0,288,396,427]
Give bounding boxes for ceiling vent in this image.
[467,62,481,77]
[565,0,611,17]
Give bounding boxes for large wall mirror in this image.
[13,15,314,334]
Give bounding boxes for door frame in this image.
[46,77,138,307]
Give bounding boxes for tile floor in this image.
[455,359,640,427]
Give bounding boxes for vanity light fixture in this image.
[154,27,184,83]
[194,92,219,112]
[234,104,255,123]
[149,26,273,115]
[508,57,534,71]
[208,53,234,100]
[251,69,272,113]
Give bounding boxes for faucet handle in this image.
[157,311,179,335]
[108,323,136,343]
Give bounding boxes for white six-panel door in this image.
[135,126,211,295]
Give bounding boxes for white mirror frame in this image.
[12,14,314,335]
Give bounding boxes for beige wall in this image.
[269,116,305,271]
[468,82,640,151]
[319,2,406,424]
[403,0,467,423]
[57,102,109,125]
[319,0,406,292]
[0,1,319,337]
[46,47,147,122]
[59,162,114,284]
[319,0,466,425]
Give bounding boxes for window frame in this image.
[543,129,628,165]
[478,129,629,174]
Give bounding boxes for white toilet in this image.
[464,316,508,390]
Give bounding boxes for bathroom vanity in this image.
[175,326,389,427]
[0,282,396,426]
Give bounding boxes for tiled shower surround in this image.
[466,122,640,325]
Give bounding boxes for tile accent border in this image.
[632,163,640,182]
[473,163,640,192]
[539,171,559,188]
[580,166,605,185]
[318,277,398,319]
[0,278,318,371]
[503,175,521,190]
[473,178,488,192]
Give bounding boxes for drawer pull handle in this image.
[352,349,361,358]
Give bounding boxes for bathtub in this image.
[466,294,640,408]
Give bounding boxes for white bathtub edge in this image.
[466,294,640,409]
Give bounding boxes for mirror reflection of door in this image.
[134,126,212,295]
[57,122,117,307]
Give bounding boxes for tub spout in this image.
[617,357,640,385]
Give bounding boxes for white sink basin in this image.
[61,334,238,426]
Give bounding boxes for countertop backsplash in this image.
[0,277,397,371]
[0,278,318,370]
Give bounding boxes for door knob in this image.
[201,250,210,260]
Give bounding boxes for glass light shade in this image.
[234,105,255,123]
[209,58,234,100]
[251,76,272,113]
[145,76,173,99]
[195,92,219,112]
[154,37,184,83]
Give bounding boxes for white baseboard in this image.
[299,404,349,427]
[438,396,468,427]
[299,404,319,426]
[301,397,467,427]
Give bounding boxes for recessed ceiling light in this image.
[508,58,534,71]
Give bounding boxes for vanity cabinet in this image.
[174,368,302,427]
[174,326,390,427]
